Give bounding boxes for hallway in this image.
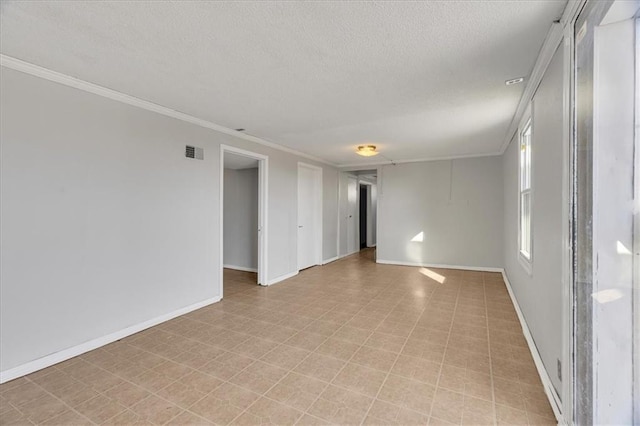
[0,251,555,425]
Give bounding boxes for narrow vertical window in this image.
[519,116,533,268]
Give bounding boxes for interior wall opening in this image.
[359,184,367,250]
[221,147,268,296]
[340,169,377,260]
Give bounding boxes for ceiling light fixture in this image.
[356,145,379,157]
[505,77,524,86]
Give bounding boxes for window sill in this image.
[518,252,533,276]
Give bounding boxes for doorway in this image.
[346,175,358,255]
[341,170,377,257]
[359,185,367,250]
[297,163,322,271]
[220,145,268,296]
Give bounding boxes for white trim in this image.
[0,55,334,167]
[500,22,564,154]
[322,251,355,265]
[357,178,377,249]
[561,24,576,423]
[266,270,298,286]
[322,256,340,265]
[297,162,323,270]
[634,16,640,426]
[0,296,221,384]
[0,53,515,172]
[502,271,566,425]
[517,253,533,276]
[517,105,534,276]
[346,175,359,255]
[500,0,585,156]
[223,265,258,273]
[561,0,588,28]
[375,259,503,273]
[221,145,268,289]
[337,151,501,169]
[336,171,342,262]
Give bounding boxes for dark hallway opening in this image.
[359,184,367,250]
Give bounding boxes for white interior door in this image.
[347,176,358,254]
[298,165,318,270]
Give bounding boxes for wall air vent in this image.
[185,145,204,160]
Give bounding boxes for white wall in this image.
[376,156,503,268]
[0,67,339,375]
[223,168,258,271]
[502,46,564,394]
[322,168,339,262]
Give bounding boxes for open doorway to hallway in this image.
[340,169,377,259]
[220,146,268,297]
[359,184,368,250]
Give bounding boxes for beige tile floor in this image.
[0,249,556,425]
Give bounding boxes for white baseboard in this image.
[376,259,503,273]
[322,256,340,265]
[322,252,354,265]
[223,264,258,273]
[265,270,298,286]
[501,271,565,425]
[0,296,221,384]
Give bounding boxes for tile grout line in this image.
[321,285,413,425]
[423,278,462,425]
[295,277,415,423]
[5,261,549,426]
[5,264,352,423]
[483,275,499,426]
[153,288,366,423]
[357,287,435,424]
[40,302,311,425]
[19,375,98,425]
[221,276,401,425]
[12,273,428,425]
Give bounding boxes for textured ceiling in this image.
[0,1,566,166]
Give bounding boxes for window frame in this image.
[518,105,533,275]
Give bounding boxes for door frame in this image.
[220,145,268,291]
[358,179,375,248]
[297,162,323,270]
[346,174,359,256]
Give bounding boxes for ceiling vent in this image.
[185,145,204,160]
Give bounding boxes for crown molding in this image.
[337,151,502,169]
[499,21,564,154]
[499,0,586,155]
[0,54,336,167]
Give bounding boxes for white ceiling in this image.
[0,1,567,166]
[224,152,259,170]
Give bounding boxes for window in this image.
[518,114,532,270]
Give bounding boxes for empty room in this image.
[0,1,637,425]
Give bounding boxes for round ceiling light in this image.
[356,145,379,157]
